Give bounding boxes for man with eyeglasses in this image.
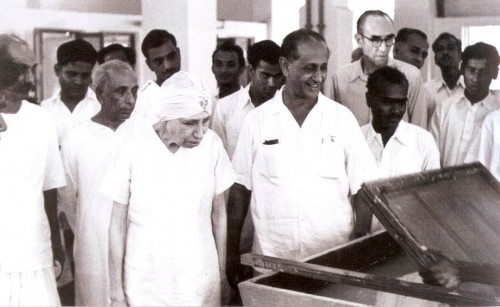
[331,10,428,129]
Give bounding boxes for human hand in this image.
[52,241,66,281]
[419,249,460,289]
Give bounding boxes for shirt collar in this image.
[50,87,98,103]
[436,75,465,91]
[347,58,398,83]
[237,83,252,108]
[138,79,159,93]
[459,91,500,111]
[365,121,411,147]
[269,87,329,114]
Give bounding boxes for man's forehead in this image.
[214,50,238,61]
[407,34,429,48]
[464,58,488,68]
[7,42,36,67]
[362,15,393,35]
[295,40,329,61]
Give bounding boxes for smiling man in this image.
[59,60,138,306]
[226,29,376,291]
[430,42,500,167]
[332,10,428,129]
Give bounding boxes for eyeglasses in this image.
[359,34,395,47]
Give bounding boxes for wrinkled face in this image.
[97,71,138,122]
[2,42,37,103]
[462,58,493,101]
[55,61,93,102]
[166,112,210,148]
[249,60,284,102]
[434,38,461,69]
[281,40,329,100]
[104,49,128,64]
[212,50,243,87]
[367,81,408,133]
[394,33,429,69]
[356,15,394,68]
[146,41,181,85]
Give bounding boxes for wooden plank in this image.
[241,253,500,306]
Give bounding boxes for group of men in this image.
[2,8,500,306]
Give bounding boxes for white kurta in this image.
[211,84,254,159]
[100,126,234,306]
[429,92,500,167]
[362,121,441,178]
[232,89,376,261]
[424,76,465,120]
[465,109,500,180]
[129,80,161,124]
[0,101,65,305]
[60,119,135,306]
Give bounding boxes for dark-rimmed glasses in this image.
[359,34,395,47]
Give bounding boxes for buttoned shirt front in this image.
[331,58,428,129]
[212,84,255,158]
[429,92,500,167]
[362,121,440,179]
[40,88,101,145]
[425,75,465,119]
[232,88,376,261]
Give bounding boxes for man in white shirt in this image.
[393,28,429,70]
[331,10,428,128]
[131,29,181,123]
[425,33,465,119]
[212,39,284,159]
[430,42,500,167]
[212,41,246,100]
[0,34,65,306]
[226,29,376,290]
[362,66,440,179]
[60,60,138,306]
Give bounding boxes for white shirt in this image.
[232,88,376,261]
[362,121,440,178]
[429,92,500,167]
[40,88,101,145]
[60,119,135,306]
[130,80,160,124]
[0,101,65,272]
[425,75,465,119]
[100,127,234,306]
[465,109,500,180]
[212,84,255,158]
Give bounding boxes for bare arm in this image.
[212,192,228,278]
[226,183,252,289]
[109,201,128,305]
[43,189,65,274]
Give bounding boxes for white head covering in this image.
[155,71,212,121]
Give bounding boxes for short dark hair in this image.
[141,29,177,59]
[396,28,427,43]
[461,42,500,73]
[357,10,393,34]
[281,28,328,61]
[247,40,280,68]
[97,43,136,66]
[367,66,409,95]
[212,40,245,68]
[432,32,462,53]
[56,39,97,66]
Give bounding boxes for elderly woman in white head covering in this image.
[101,71,234,306]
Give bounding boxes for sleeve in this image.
[59,134,80,230]
[421,131,441,171]
[231,114,255,190]
[466,113,496,175]
[99,140,133,205]
[211,102,228,152]
[344,111,377,195]
[212,132,235,194]
[428,102,443,165]
[406,73,428,129]
[43,112,66,191]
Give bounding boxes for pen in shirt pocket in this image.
[263,139,279,145]
[321,135,336,143]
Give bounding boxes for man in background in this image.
[393,27,429,70]
[212,41,246,100]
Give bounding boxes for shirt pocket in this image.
[260,141,292,178]
[317,136,346,179]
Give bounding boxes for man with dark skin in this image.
[0,34,65,305]
[212,41,246,99]
[227,29,375,291]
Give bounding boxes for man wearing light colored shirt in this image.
[430,42,500,167]
[362,66,440,179]
[331,10,428,129]
[212,39,284,159]
[425,33,465,120]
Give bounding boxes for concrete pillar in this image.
[300,0,352,98]
[141,0,217,91]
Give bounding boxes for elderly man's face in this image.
[367,81,408,134]
[97,70,138,122]
[357,15,394,68]
[281,39,328,100]
[394,33,429,69]
[2,42,37,103]
[166,112,210,148]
